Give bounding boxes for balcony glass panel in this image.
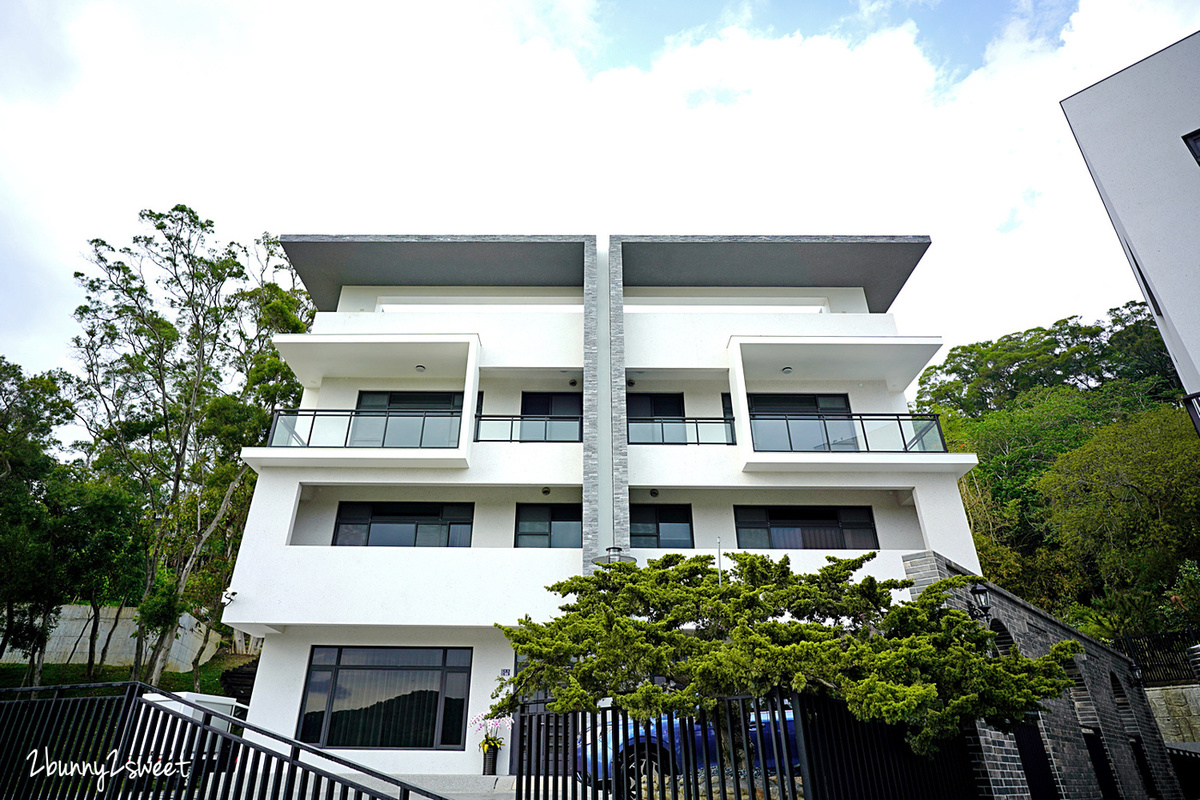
[348,413,388,447]
[902,417,944,452]
[860,417,904,452]
[750,418,791,451]
[266,409,462,449]
[629,417,736,444]
[474,416,583,443]
[748,412,946,453]
[311,414,352,447]
[786,418,830,452]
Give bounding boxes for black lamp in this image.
[967,583,992,620]
[592,546,636,566]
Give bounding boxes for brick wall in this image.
[903,550,1183,800]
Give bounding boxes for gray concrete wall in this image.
[1062,31,1200,393]
[1147,685,1200,743]
[0,605,220,673]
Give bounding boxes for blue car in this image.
[575,707,801,793]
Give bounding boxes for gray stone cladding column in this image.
[606,237,629,564]
[582,236,602,572]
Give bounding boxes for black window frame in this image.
[520,392,583,417]
[333,502,474,547]
[629,504,695,548]
[734,506,878,550]
[357,391,464,410]
[514,503,583,549]
[297,646,472,751]
[627,393,686,418]
[746,393,851,414]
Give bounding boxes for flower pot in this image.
[483,747,498,776]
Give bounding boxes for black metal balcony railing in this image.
[749,413,948,453]
[268,409,461,449]
[628,417,736,445]
[1185,391,1200,438]
[474,415,583,442]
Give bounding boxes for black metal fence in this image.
[514,688,979,800]
[0,681,454,800]
[1112,628,1200,686]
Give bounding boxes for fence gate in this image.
[516,688,980,800]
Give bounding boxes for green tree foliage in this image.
[0,356,74,672]
[917,302,1192,631]
[1038,406,1200,633]
[493,553,1079,754]
[918,302,1181,417]
[71,205,312,685]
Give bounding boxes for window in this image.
[519,392,583,441]
[628,393,687,444]
[333,502,473,547]
[350,391,463,448]
[515,504,583,548]
[298,646,471,749]
[734,506,877,549]
[630,504,694,548]
[627,393,684,418]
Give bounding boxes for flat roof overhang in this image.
[733,336,943,392]
[614,235,931,313]
[273,334,475,387]
[281,235,592,311]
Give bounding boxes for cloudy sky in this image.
[2,0,1199,383]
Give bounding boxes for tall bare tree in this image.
[72,205,310,685]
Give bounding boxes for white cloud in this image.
[1,0,1199,382]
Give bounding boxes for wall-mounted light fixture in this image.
[781,366,793,374]
[967,583,992,620]
[415,365,427,372]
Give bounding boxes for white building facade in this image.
[1061,30,1200,434]
[223,234,980,775]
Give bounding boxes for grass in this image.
[0,649,257,696]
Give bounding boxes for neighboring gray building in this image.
[1061,30,1200,435]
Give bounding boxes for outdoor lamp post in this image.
[592,546,636,566]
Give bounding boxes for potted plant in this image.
[470,712,514,775]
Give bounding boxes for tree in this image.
[71,205,311,685]
[0,356,73,673]
[1038,405,1200,633]
[917,303,1180,417]
[492,553,1080,754]
[41,468,142,679]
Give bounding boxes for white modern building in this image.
[223,234,981,776]
[1061,29,1200,435]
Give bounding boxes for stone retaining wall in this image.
[0,605,219,673]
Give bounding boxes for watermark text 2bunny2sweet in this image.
[27,747,192,793]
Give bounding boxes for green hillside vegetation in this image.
[916,301,1199,638]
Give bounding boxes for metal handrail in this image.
[0,681,454,800]
[747,412,948,453]
[268,408,462,449]
[627,416,736,445]
[474,414,584,442]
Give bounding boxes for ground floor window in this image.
[734,506,878,549]
[298,646,471,749]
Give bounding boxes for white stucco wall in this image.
[245,626,517,776]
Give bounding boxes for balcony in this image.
[474,415,583,442]
[748,413,947,453]
[268,408,462,449]
[627,417,735,445]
